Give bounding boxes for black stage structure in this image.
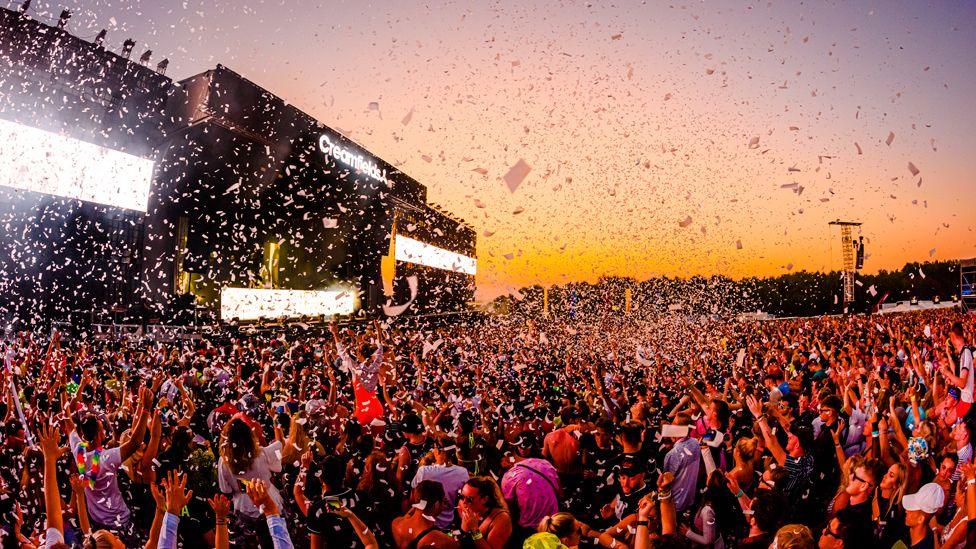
[0,6,475,327]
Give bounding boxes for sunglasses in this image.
[851,470,873,487]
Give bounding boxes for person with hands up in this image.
[209,494,231,549]
[245,479,302,549]
[157,470,194,549]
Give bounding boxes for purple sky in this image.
[16,0,976,298]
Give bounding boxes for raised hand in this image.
[150,481,166,512]
[208,493,231,521]
[960,461,976,483]
[70,474,88,496]
[657,471,675,492]
[745,394,762,418]
[37,419,61,460]
[830,423,843,445]
[163,470,193,515]
[244,479,279,516]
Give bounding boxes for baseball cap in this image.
[902,483,944,514]
[618,456,647,477]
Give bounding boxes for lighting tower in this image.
[829,220,863,309]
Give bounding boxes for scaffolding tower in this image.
[829,220,863,308]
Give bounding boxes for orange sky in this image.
[63,1,976,299]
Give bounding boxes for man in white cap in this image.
[901,482,945,549]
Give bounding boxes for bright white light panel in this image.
[0,117,154,212]
[395,235,477,275]
[220,287,355,321]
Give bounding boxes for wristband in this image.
[735,489,744,498]
[469,531,484,541]
[658,491,672,500]
[636,520,649,527]
[872,431,879,438]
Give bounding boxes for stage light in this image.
[19,1,31,14]
[156,59,169,75]
[94,29,107,47]
[0,117,154,211]
[220,287,356,321]
[56,9,70,29]
[139,49,152,65]
[394,235,476,275]
[121,39,135,59]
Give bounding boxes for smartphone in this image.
[324,496,342,510]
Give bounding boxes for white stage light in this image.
[394,235,476,275]
[220,287,356,321]
[0,118,154,212]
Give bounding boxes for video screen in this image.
[0,117,154,212]
[394,235,477,275]
[219,287,356,321]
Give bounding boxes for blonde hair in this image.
[538,512,577,538]
[735,437,759,463]
[774,524,814,549]
[884,462,908,516]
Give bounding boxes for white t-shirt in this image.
[43,527,64,548]
[217,440,284,518]
[68,431,128,526]
[959,347,974,404]
[411,464,470,528]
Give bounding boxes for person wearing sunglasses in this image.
[817,507,869,549]
[457,477,511,549]
[835,459,883,521]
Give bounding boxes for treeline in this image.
[491,261,962,319]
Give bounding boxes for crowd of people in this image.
[1,308,975,549]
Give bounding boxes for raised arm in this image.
[657,471,677,536]
[158,470,194,549]
[209,494,231,549]
[747,395,787,466]
[335,504,379,549]
[139,411,163,478]
[247,479,297,549]
[143,481,167,549]
[120,387,152,462]
[38,420,65,536]
[372,319,385,349]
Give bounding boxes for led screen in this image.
[220,287,356,321]
[0,117,154,211]
[395,235,477,275]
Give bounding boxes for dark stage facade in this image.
[0,7,475,326]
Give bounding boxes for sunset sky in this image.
[25,0,976,299]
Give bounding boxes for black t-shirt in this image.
[306,488,366,548]
[911,529,935,549]
[876,495,908,548]
[617,481,654,520]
